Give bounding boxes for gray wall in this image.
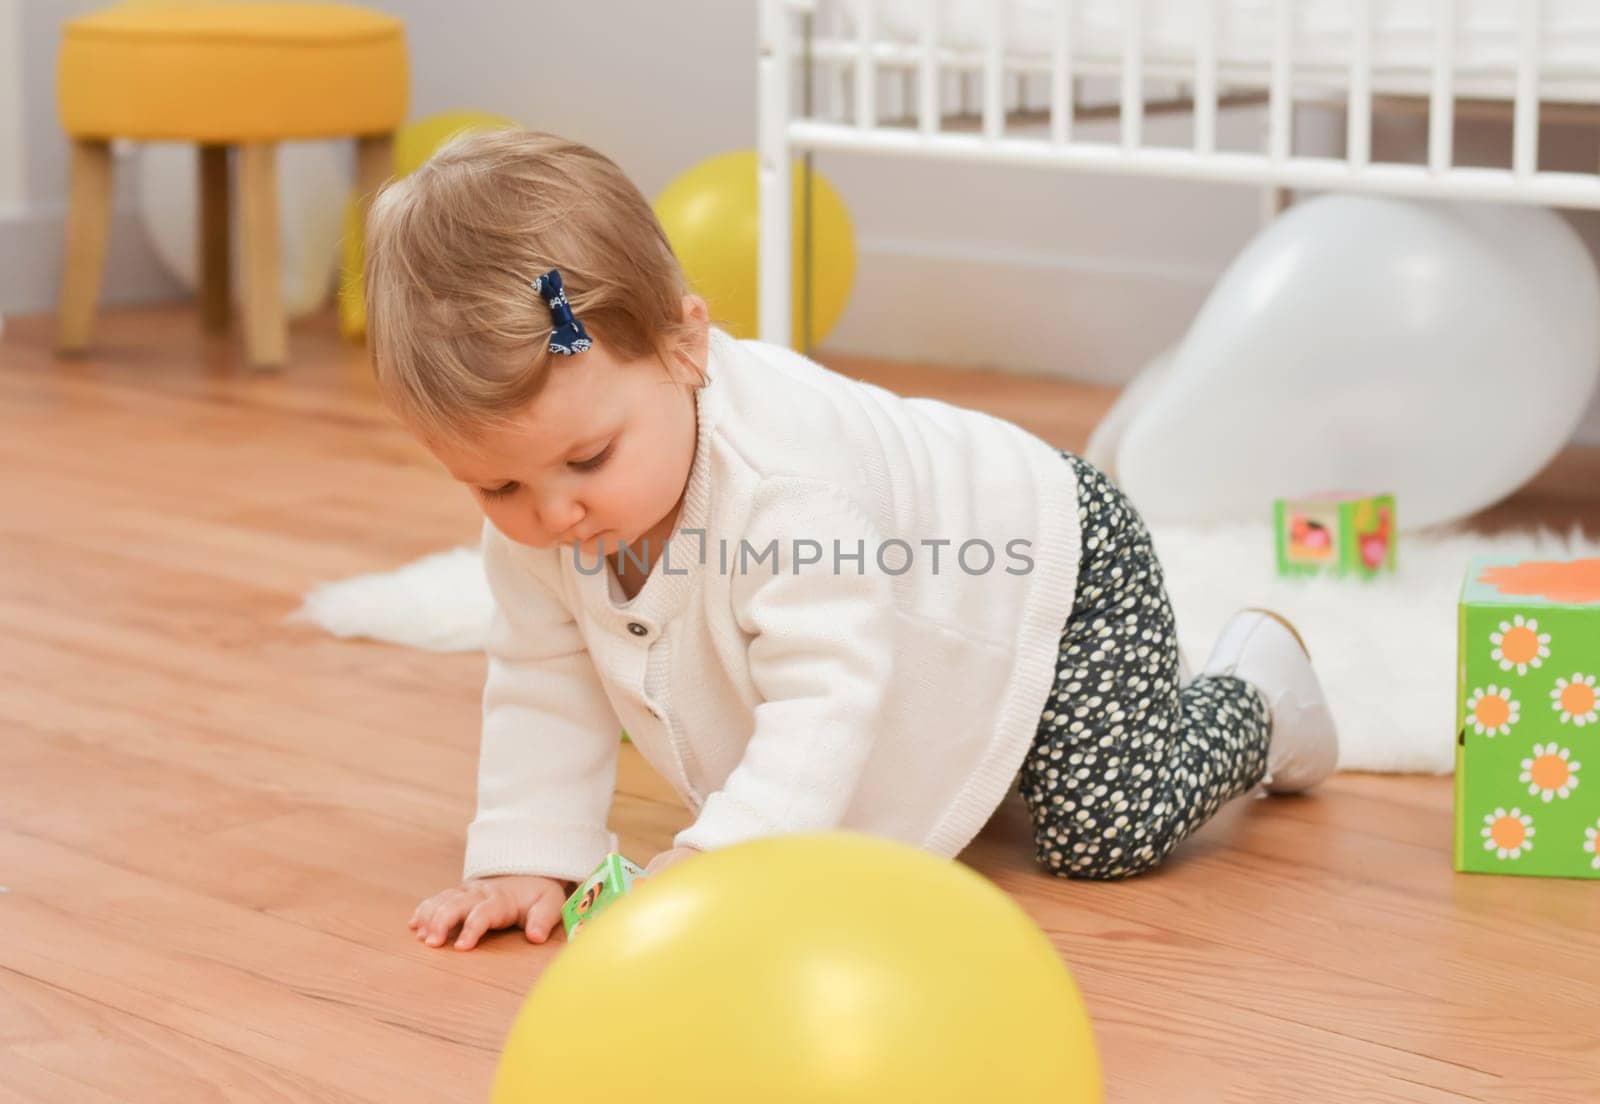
[4,1,1600,442]
[2,0,187,310]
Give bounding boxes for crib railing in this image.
[757,0,1600,346]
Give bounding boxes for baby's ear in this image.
[681,293,709,325]
[672,295,712,382]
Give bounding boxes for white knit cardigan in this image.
[462,329,1082,882]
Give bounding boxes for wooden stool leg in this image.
[198,144,231,333]
[56,139,115,355]
[239,142,285,367]
[352,133,393,317]
[354,132,393,215]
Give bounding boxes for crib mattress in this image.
[843,0,1600,104]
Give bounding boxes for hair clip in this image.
[530,268,592,356]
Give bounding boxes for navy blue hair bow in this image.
[530,268,592,356]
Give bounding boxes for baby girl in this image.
[361,130,1339,951]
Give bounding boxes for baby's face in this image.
[429,335,700,555]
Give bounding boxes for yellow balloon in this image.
[654,150,856,346]
[391,109,520,179]
[491,833,1103,1104]
[340,110,521,340]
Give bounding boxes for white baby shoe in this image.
[1200,608,1339,794]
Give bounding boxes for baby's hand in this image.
[409,874,572,951]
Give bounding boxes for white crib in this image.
[756,0,1600,347]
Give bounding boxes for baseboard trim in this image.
[6,206,1598,445]
[822,238,1218,387]
[0,203,185,316]
[822,236,1600,445]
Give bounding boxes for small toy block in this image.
[1274,492,1395,578]
[1455,555,1600,879]
[561,852,646,937]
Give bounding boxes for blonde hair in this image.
[363,128,701,450]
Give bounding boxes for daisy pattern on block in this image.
[1518,743,1581,802]
[1481,808,1535,860]
[1490,615,1550,675]
[1464,685,1520,737]
[1550,673,1597,727]
[1585,819,1600,871]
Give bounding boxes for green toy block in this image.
[1274,493,1395,579]
[1455,555,1600,880]
[561,852,645,938]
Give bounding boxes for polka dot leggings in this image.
[1019,453,1271,880]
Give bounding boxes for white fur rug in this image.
[290,526,1600,774]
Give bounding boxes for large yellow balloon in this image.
[491,833,1102,1104]
[339,110,521,340]
[654,150,856,347]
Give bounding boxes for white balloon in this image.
[136,141,351,319]
[1083,345,1177,480]
[1114,196,1600,530]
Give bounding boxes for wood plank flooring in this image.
[1,307,1596,1103]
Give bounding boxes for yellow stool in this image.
[55,3,408,366]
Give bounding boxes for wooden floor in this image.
[2,306,1597,1103]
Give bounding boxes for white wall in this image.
[0,0,1291,373]
[4,0,1599,442]
[1,0,185,312]
[378,0,1271,390]
[0,0,25,217]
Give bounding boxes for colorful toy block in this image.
[1455,555,1600,880]
[1274,493,1395,578]
[562,853,646,938]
